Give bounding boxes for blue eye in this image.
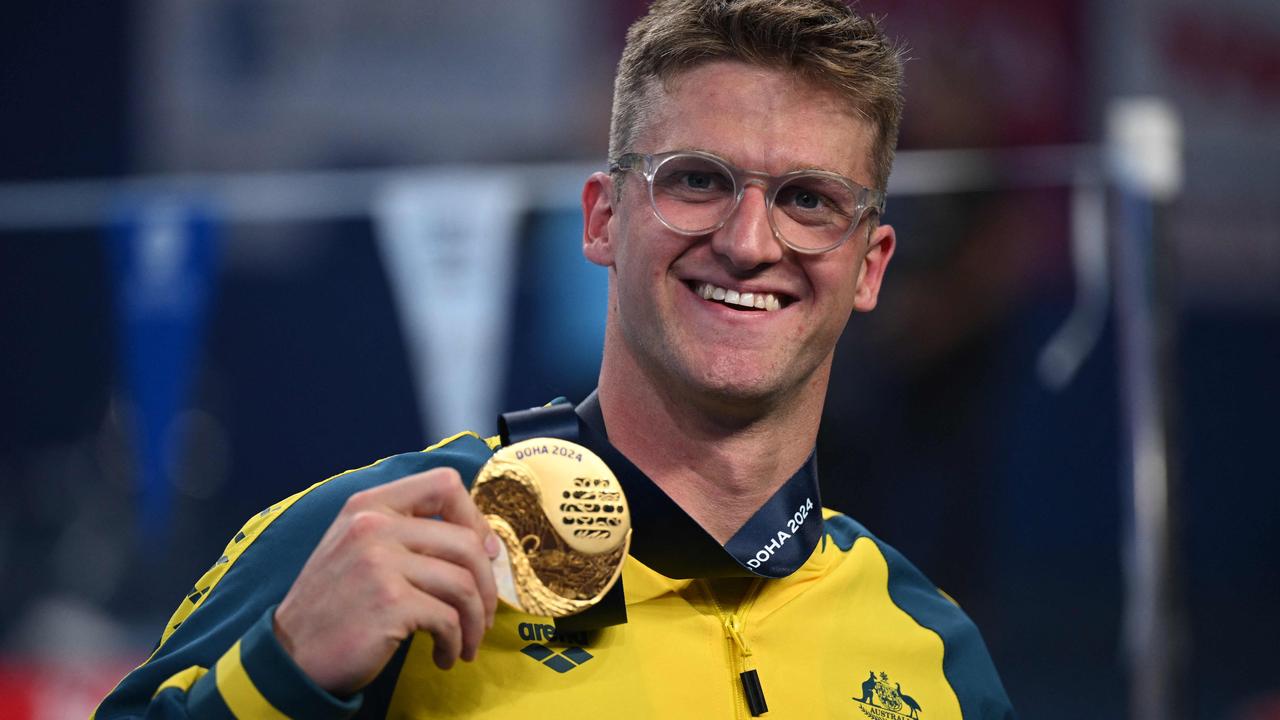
[653,156,733,199]
[683,172,716,190]
[777,185,831,213]
[788,188,822,210]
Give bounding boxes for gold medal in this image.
[471,438,631,617]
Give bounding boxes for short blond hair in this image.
[610,0,905,190]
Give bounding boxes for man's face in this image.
[583,60,895,409]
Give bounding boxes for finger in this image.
[355,468,496,549]
[412,470,495,548]
[399,553,488,662]
[411,593,464,670]
[390,517,499,626]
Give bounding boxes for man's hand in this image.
[273,467,500,696]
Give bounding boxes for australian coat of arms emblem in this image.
[853,671,923,719]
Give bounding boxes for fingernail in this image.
[484,532,500,558]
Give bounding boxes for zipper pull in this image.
[725,615,768,716]
[724,614,751,658]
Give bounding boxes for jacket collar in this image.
[574,390,825,580]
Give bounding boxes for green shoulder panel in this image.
[95,433,495,719]
[825,513,1017,719]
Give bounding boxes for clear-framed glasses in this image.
[610,149,885,255]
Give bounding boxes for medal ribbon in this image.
[500,391,824,581]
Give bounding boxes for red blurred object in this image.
[0,659,140,720]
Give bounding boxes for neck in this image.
[595,340,828,543]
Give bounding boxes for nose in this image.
[710,182,784,271]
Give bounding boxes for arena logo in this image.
[519,643,594,674]
[516,621,589,646]
[852,671,923,719]
[517,622,594,673]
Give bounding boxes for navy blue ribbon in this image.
[498,392,825,632]
[573,391,823,579]
[501,392,824,579]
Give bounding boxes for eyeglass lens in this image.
[649,153,865,250]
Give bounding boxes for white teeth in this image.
[693,282,783,311]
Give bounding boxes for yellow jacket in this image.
[96,429,1013,719]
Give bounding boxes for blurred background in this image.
[1,1,1277,718]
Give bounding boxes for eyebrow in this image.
[676,146,852,179]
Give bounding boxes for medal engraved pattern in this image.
[472,441,631,617]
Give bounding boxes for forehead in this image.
[636,60,875,184]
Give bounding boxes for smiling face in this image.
[583,60,895,412]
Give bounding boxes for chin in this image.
[675,360,794,410]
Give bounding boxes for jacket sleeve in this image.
[118,605,362,719]
[93,436,495,719]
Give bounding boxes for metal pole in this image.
[1115,193,1179,720]
[1108,98,1184,720]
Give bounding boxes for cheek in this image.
[807,251,862,304]
[617,223,685,283]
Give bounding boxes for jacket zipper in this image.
[703,579,768,717]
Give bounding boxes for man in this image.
[98,1,1014,717]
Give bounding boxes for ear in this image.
[852,221,895,312]
[582,171,616,267]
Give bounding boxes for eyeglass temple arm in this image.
[608,153,648,175]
